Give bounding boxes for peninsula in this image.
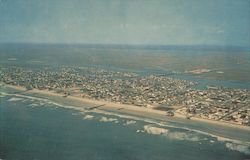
[1,66,250,128]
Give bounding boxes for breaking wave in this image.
[8,97,23,102]
[225,143,250,155]
[144,125,168,135]
[143,125,201,141]
[3,91,250,155]
[124,120,136,125]
[99,116,119,123]
[166,132,200,141]
[83,115,94,120]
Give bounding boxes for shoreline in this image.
[2,83,250,132]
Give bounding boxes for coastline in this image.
[2,83,250,132]
[1,83,250,144]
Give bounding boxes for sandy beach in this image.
[2,83,250,133]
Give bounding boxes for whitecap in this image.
[225,143,250,155]
[7,58,17,61]
[124,120,136,126]
[166,132,200,142]
[72,112,82,116]
[216,71,224,74]
[143,125,202,142]
[4,92,250,149]
[0,92,6,97]
[144,125,168,135]
[8,97,23,102]
[0,92,9,96]
[28,103,40,107]
[83,115,94,120]
[99,116,118,123]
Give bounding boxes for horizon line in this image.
[0,42,249,50]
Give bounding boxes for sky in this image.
[0,0,249,46]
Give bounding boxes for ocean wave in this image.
[83,115,94,120]
[144,125,168,135]
[136,130,144,133]
[166,132,201,142]
[8,97,23,102]
[124,120,136,125]
[0,92,11,96]
[0,92,6,97]
[13,94,51,102]
[28,103,40,107]
[143,125,201,141]
[225,143,250,155]
[210,140,215,143]
[99,116,119,123]
[9,93,87,112]
[3,92,250,151]
[7,58,17,61]
[72,112,83,116]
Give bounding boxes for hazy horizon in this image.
[0,42,249,50]
[0,0,249,47]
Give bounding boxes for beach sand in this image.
[2,83,250,132]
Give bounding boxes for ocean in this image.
[0,90,249,160]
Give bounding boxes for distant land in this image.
[0,43,249,51]
[1,43,250,84]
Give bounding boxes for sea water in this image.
[0,92,249,160]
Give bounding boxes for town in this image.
[1,66,249,126]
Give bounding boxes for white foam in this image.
[8,97,23,102]
[124,120,136,125]
[4,92,250,150]
[39,102,46,106]
[0,92,9,96]
[143,124,201,141]
[7,58,17,61]
[144,125,168,135]
[83,115,94,120]
[27,60,43,63]
[216,71,224,74]
[13,94,51,102]
[0,92,6,97]
[72,112,82,116]
[136,130,145,133]
[225,143,250,155]
[10,92,250,154]
[28,103,40,107]
[99,116,119,123]
[166,132,200,142]
[213,135,250,147]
